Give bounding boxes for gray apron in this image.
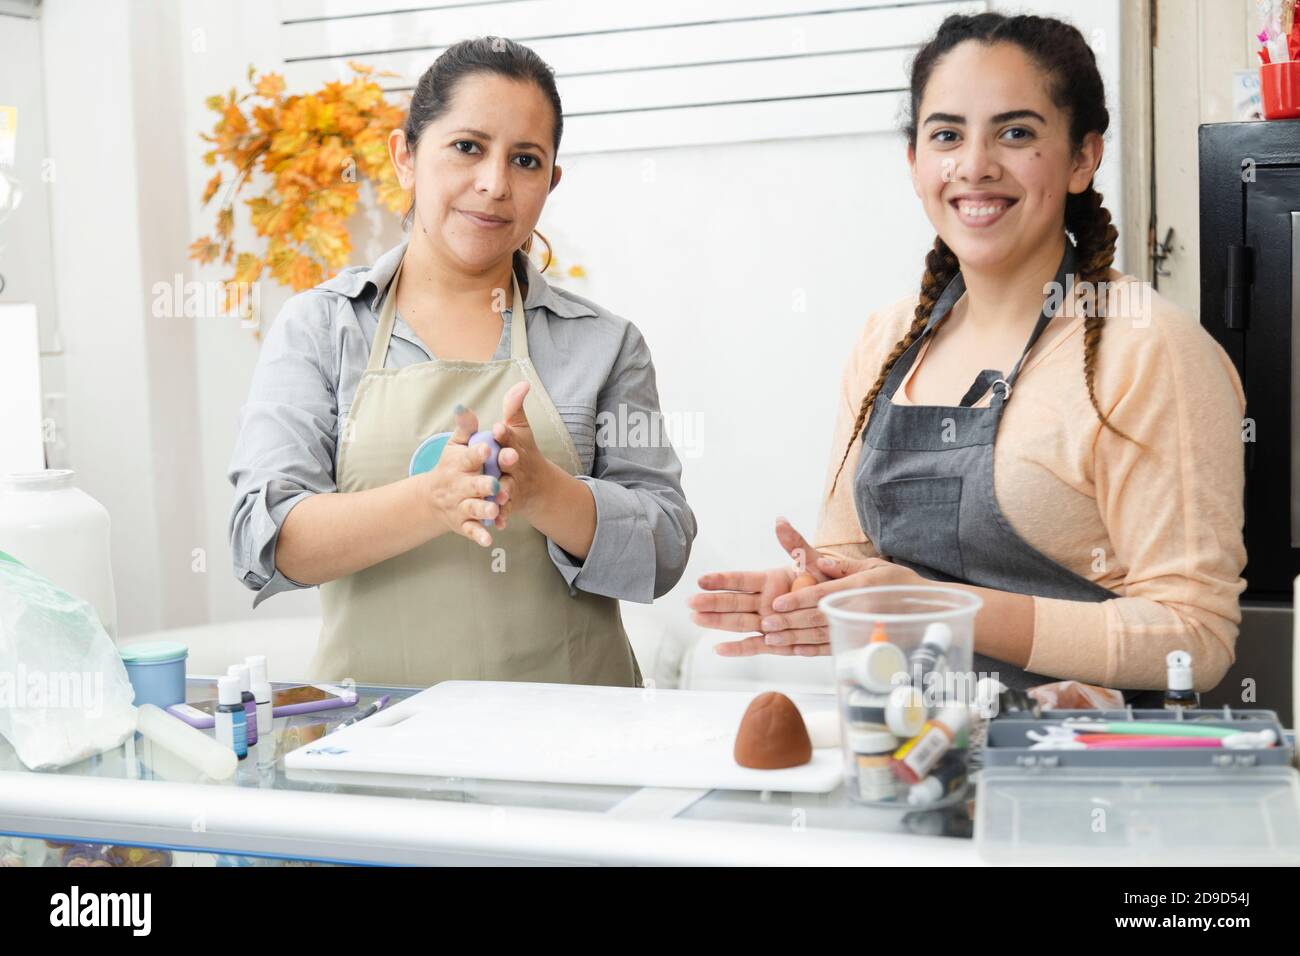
[853,241,1162,705]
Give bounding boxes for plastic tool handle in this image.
[1078,735,1223,749]
[468,430,502,528]
[1062,720,1238,739]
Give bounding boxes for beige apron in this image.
[309,256,642,689]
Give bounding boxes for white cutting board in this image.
[284,681,844,793]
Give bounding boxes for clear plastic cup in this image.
[819,586,983,807]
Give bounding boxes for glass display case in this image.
[0,678,976,867]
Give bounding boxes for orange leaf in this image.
[288,254,323,290]
[375,177,411,216]
[188,235,220,265]
[233,252,263,285]
[255,72,286,99]
[201,172,222,206]
[247,196,297,237]
[222,103,248,137]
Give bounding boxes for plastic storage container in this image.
[0,469,117,640]
[975,707,1300,864]
[1261,61,1300,119]
[820,586,982,806]
[120,641,189,709]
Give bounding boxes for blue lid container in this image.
[119,641,188,709]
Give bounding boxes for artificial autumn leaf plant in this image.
[190,62,409,313]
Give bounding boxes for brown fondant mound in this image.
[734,691,813,769]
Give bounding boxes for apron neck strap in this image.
[903,238,1077,406]
[368,257,403,372]
[923,270,967,337]
[878,239,1081,408]
[367,256,529,372]
[1001,238,1078,393]
[507,264,528,361]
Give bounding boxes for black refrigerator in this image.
[1199,118,1299,724]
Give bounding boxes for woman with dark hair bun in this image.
[693,13,1246,701]
[229,38,696,688]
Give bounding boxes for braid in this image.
[1068,186,1141,446]
[829,237,958,495]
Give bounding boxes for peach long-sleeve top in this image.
[814,269,1247,692]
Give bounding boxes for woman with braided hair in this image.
[691,13,1246,699]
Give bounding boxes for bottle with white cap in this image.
[847,686,928,738]
[1164,650,1198,711]
[848,727,901,803]
[909,622,952,688]
[227,663,258,745]
[891,704,971,785]
[907,750,966,806]
[245,655,273,740]
[215,675,248,759]
[847,631,909,693]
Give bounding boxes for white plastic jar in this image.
[0,469,117,640]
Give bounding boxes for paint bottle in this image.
[849,728,901,802]
[906,750,967,806]
[891,705,971,785]
[910,622,952,687]
[228,664,258,745]
[1164,650,1199,711]
[849,640,910,694]
[215,675,248,760]
[245,655,273,741]
[847,686,928,738]
[975,676,1041,720]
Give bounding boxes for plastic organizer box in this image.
[974,708,1300,865]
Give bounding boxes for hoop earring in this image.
[524,229,554,273]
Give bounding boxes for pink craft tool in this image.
[1074,734,1222,749]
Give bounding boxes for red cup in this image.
[1261,61,1300,119]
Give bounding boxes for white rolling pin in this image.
[136,704,237,781]
[803,710,842,749]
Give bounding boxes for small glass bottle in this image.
[228,663,258,745]
[216,675,248,760]
[1164,650,1199,711]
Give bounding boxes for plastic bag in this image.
[0,551,137,770]
[1028,679,1125,711]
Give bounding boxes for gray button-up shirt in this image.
[228,240,696,609]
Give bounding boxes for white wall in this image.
[36,0,1127,641]
[40,0,167,637]
[548,137,938,620]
